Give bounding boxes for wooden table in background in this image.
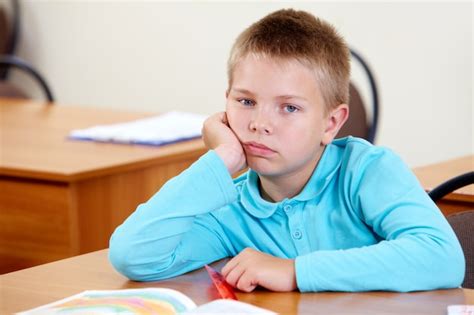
[413,155,473,216]
[0,99,206,274]
[1,249,472,315]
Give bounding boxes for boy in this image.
[109,9,464,292]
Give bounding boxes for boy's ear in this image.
[321,104,349,145]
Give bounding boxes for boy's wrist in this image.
[214,145,244,175]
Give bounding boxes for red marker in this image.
[205,265,238,300]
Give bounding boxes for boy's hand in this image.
[202,112,247,174]
[221,248,297,292]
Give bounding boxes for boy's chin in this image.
[247,158,283,177]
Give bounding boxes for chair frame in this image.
[0,0,20,79]
[0,54,55,102]
[428,171,474,289]
[350,49,379,144]
[428,171,474,202]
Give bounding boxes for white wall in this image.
[12,1,473,167]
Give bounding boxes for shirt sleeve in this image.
[109,150,238,281]
[295,148,465,292]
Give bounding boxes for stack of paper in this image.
[69,111,208,146]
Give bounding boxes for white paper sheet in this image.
[69,111,208,146]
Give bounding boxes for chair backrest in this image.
[429,172,474,202]
[428,171,474,288]
[337,83,368,140]
[0,5,8,55]
[336,49,379,144]
[0,0,20,79]
[0,55,55,102]
[0,1,55,103]
[446,210,474,289]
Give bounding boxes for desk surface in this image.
[1,249,472,315]
[0,99,205,181]
[413,155,473,202]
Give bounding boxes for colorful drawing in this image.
[20,288,196,315]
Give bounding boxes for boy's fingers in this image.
[221,254,241,277]
[224,263,245,288]
[236,270,258,292]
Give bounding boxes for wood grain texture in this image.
[0,178,76,274]
[1,250,473,315]
[73,159,196,253]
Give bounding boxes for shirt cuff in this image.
[295,252,330,292]
[295,254,315,292]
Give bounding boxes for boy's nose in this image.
[249,110,273,135]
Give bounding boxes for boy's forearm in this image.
[295,234,464,292]
[109,150,238,280]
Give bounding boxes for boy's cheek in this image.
[225,110,244,141]
[225,106,237,127]
[227,115,239,136]
[225,98,238,113]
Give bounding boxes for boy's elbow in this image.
[401,235,465,292]
[442,242,465,288]
[109,238,140,281]
[429,238,465,289]
[109,231,152,281]
[108,230,181,282]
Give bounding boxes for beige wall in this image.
[12,1,473,167]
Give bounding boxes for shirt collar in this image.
[293,143,342,202]
[239,170,280,219]
[239,142,342,219]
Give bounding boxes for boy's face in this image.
[226,55,339,178]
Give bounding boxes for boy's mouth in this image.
[242,141,276,157]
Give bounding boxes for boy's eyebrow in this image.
[231,88,255,95]
[277,94,308,102]
[231,88,308,102]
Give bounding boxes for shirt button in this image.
[284,205,292,212]
[293,229,302,240]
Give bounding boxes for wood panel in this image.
[73,158,198,254]
[0,178,77,274]
[437,199,474,217]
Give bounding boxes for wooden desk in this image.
[1,249,472,315]
[0,99,206,274]
[413,155,474,216]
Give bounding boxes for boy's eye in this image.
[238,99,255,106]
[284,105,299,113]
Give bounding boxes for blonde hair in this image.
[227,9,350,110]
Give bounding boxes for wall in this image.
[11,1,473,167]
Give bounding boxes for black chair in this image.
[0,55,55,102]
[429,171,474,289]
[0,0,55,102]
[336,49,379,144]
[0,0,19,79]
[429,172,474,203]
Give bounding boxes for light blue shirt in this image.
[109,137,464,292]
